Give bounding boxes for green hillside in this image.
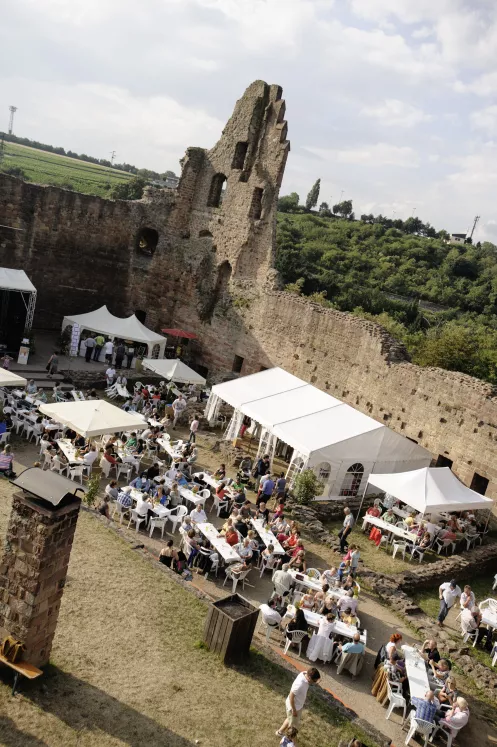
[0,142,133,197]
[276,212,497,384]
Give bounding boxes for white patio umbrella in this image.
[0,369,27,387]
[39,399,147,438]
[142,358,206,385]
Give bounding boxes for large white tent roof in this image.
[0,369,27,387]
[0,268,36,293]
[39,399,147,438]
[63,306,166,345]
[212,367,430,464]
[142,358,206,385]
[367,467,493,513]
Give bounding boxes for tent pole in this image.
[483,507,491,532]
[356,479,369,521]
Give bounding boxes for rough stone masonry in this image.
[1,80,497,502]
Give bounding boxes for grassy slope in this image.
[0,493,365,747]
[1,143,132,197]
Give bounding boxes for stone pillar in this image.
[0,491,81,667]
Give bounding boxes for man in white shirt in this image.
[105,366,116,387]
[277,668,321,736]
[339,590,358,614]
[260,599,282,628]
[272,563,294,596]
[172,395,186,428]
[104,339,114,364]
[190,505,207,524]
[189,416,199,443]
[460,606,480,636]
[438,579,462,626]
[460,585,475,610]
[83,446,99,467]
[339,507,355,553]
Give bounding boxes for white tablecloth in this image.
[57,439,84,464]
[130,489,170,518]
[197,522,241,563]
[288,570,353,601]
[364,515,417,542]
[481,600,497,628]
[402,645,430,699]
[158,437,183,461]
[296,608,366,644]
[152,475,206,506]
[251,519,285,554]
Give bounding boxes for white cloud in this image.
[412,26,434,39]
[471,105,497,135]
[361,99,432,127]
[306,143,419,168]
[455,71,497,96]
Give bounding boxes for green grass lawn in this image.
[1,143,133,197]
[324,519,438,575]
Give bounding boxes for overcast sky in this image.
[1,0,497,241]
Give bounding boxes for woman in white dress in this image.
[307,613,336,663]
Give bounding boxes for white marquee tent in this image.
[142,358,206,385]
[62,306,167,362]
[366,467,493,514]
[39,399,147,438]
[208,367,431,499]
[0,369,27,387]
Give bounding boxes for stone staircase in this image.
[8,366,74,392]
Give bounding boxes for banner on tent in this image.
[70,323,81,357]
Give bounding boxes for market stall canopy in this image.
[62,306,166,346]
[39,399,147,438]
[0,268,36,293]
[212,367,430,466]
[367,467,493,514]
[161,328,197,340]
[142,358,206,385]
[0,369,27,387]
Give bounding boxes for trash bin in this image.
[203,593,259,664]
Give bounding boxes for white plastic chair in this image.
[223,565,251,594]
[432,721,465,747]
[167,505,188,534]
[409,545,426,563]
[149,516,167,539]
[377,533,390,551]
[492,574,497,591]
[462,629,478,647]
[259,554,281,577]
[211,493,229,517]
[116,462,134,481]
[392,541,407,560]
[405,714,435,747]
[127,508,147,533]
[41,450,53,470]
[385,680,406,721]
[283,630,307,657]
[112,501,131,524]
[68,465,84,484]
[99,457,117,478]
[491,643,497,666]
[51,457,68,476]
[259,615,280,642]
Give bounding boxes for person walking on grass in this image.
[338,507,354,553]
[438,578,461,627]
[276,668,320,738]
[188,415,199,443]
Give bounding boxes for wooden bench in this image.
[0,653,43,695]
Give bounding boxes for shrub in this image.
[293,469,324,505]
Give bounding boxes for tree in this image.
[293,469,324,505]
[285,278,305,295]
[110,176,146,200]
[306,179,321,211]
[278,192,300,213]
[333,199,353,218]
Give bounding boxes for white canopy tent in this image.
[209,367,431,499]
[39,399,147,438]
[0,369,27,387]
[0,268,37,340]
[62,306,167,363]
[366,467,493,515]
[142,358,206,385]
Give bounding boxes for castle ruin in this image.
[1,80,497,503]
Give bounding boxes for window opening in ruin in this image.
[232,141,248,170]
[435,455,453,469]
[199,229,213,237]
[339,463,364,497]
[135,310,147,324]
[136,227,159,256]
[317,462,331,481]
[470,472,489,495]
[249,187,264,220]
[232,355,244,374]
[151,343,160,359]
[207,173,227,208]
